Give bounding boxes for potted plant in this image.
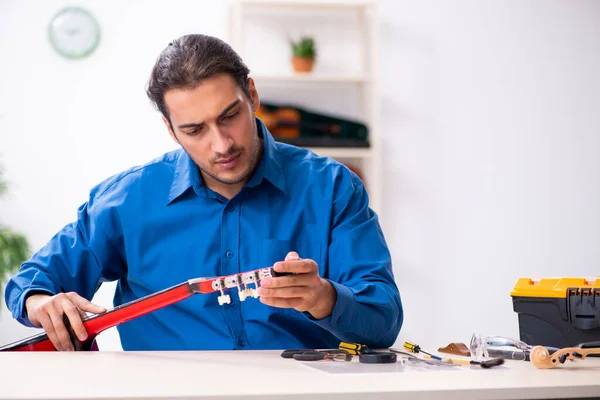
[0,162,29,292]
[290,36,316,73]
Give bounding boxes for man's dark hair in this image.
[146,34,251,125]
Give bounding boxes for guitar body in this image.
[2,333,99,352]
[0,267,285,352]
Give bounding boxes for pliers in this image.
[281,349,353,361]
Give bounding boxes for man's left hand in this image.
[258,251,336,319]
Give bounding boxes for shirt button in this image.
[227,205,234,212]
[238,339,245,347]
[225,250,234,259]
[336,317,343,324]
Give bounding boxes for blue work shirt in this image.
[5,118,403,351]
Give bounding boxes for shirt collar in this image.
[245,117,288,194]
[167,148,203,205]
[167,117,287,205]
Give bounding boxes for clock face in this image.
[48,7,100,59]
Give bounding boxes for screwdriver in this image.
[404,341,504,369]
[339,341,369,355]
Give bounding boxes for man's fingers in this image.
[68,293,106,314]
[273,258,317,274]
[38,314,62,351]
[26,292,100,351]
[284,251,300,261]
[261,272,320,289]
[48,310,73,351]
[262,274,301,288]
[63,304,88,342]
[259,286,308,299]
[259,295,303,309]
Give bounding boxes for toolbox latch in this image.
[567,287,600,330]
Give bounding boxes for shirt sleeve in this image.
[307,169,403,348]
[4,198,125,328]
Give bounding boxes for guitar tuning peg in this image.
[218,293,231,306]
[241,271,261,299]
[211,278,231,306]
[238,287,247,301]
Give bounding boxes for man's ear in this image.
[162,115,179,144]
[248,77,260,112]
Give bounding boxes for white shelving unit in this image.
[250,73,370,83]
[228,0,382,216]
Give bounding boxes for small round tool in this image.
[359,352,397,364]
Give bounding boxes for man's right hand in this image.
[25,292,107,351]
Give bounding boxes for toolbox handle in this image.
[567,287,600,330]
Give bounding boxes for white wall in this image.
[1,0,599,351]
[380,0,600,347]
[0,0,228,350]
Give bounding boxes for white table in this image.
[1,350,599,399]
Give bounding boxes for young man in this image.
[5,34,403,351]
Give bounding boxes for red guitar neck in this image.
[83,281,196,335]
[0,266,285,352]
[0,281,199,352]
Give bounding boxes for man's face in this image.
[163,74,261,192]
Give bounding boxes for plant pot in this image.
[291,56,315,73]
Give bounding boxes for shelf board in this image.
[237,0,375,10]
[251,73,369,84]
[305,147,372,159]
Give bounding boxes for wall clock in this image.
[48,6,100,59]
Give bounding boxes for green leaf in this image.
[0,159,30,286]
[290,36,316,58]
[0,227,30,277]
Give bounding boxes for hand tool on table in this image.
[404,341,504,369]
[281,349,352,361]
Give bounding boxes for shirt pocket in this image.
[260,239,322,269]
